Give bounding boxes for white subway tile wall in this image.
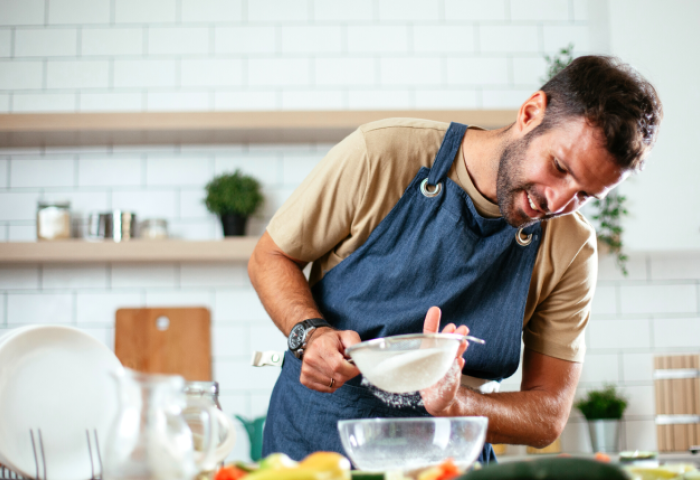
[1,0,697,460]
[0,0,592,112]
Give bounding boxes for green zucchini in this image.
[350,472,385,480]
[459,457,629,480]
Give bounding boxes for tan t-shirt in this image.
[268,118,597,363]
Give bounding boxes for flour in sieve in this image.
[361,376,424,409]
[363,360,463,409]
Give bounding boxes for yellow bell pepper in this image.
[244,452,351,480]
[258,453,298,470]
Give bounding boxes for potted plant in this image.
[204,170,264,236]
[543,44,630,276]
[575,385,628,452]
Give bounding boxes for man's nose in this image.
[545,186,578,214]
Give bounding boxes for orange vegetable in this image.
[215,465,249,480]
[418,458,462,480]
[436,458,461,480]
[594,452,611,463]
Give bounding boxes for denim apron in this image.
[263,123,542,465]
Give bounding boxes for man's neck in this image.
[462,126,511,204]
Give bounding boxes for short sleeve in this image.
[523,230,598,363]
[266,128,370,262]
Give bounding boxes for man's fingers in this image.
[441,323,456,334]
[423,306,442,334]
[299,328,361,393]
[453,324,470,356]
[300,370,337,392]
[455,324,469,336]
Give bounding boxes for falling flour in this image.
[362,361,462,409]
[353,347,455,393]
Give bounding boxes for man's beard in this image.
[496,133,550,228]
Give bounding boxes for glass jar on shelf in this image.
[36,201,71,241]
[140,219,169,240]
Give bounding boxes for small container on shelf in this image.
[36,200,71,241]
[140,219,169,240]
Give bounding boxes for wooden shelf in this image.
[0,110,517,147]
[0,238,259,264]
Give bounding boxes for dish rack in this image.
[0,429,102,480]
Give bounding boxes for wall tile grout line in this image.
[569,0,576,22]
[72,291,77,325]
[76,26,82,57]
[42,58,48,90]
[10,27,16,59]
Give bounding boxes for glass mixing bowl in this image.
[344,333,465,393]
[337,417,488,472]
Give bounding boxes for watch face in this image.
[288,323,306,350]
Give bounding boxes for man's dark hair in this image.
[538,55,662,171]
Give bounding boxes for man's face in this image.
[496,117,628,228]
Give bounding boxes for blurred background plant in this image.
[543,44,629,276]
[205,170,264,236]
[575,384,628,420]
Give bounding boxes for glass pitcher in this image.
[183,381,237,474]
[103,369,219,480]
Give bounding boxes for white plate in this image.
[0,325,123,480]
[0,325,41,345]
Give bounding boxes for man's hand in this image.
[420,306,470,416]
[249,232,361,393]
[300,327,361,393]
[420,306,583,447]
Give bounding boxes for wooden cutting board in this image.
[115,307,211,381]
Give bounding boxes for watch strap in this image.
[303,318,332,330]
[288,318,334,358]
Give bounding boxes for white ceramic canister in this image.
[36,201,71,240]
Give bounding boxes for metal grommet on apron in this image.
[515,228,533,246]
[420,178,442,198]
[264,122,543,467]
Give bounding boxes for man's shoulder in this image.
[359,118,449,143]
[544,211,597,263]
[357,118,450,160]
[360,117,450,134]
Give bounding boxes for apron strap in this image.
[426,122,468,186]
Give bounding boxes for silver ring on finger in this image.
[328,377,334,388]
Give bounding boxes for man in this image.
[248,56,662,462]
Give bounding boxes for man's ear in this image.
[515,90,547,135]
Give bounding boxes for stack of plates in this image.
[0,325,123,480]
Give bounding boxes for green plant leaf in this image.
[575,384,628,420]
[204,170,264,216]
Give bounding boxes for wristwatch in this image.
[288,318,333,358]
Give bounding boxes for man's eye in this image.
[554,159,566,174]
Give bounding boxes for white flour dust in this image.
[363,361,462,409]
[352,347,455,393]
[361,376,424,409]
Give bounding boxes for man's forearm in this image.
[447,388,570,447]
[248,232,322,336]
[424,350,582,448]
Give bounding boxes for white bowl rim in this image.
[344,333,465,356]
[337,416,489,427]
